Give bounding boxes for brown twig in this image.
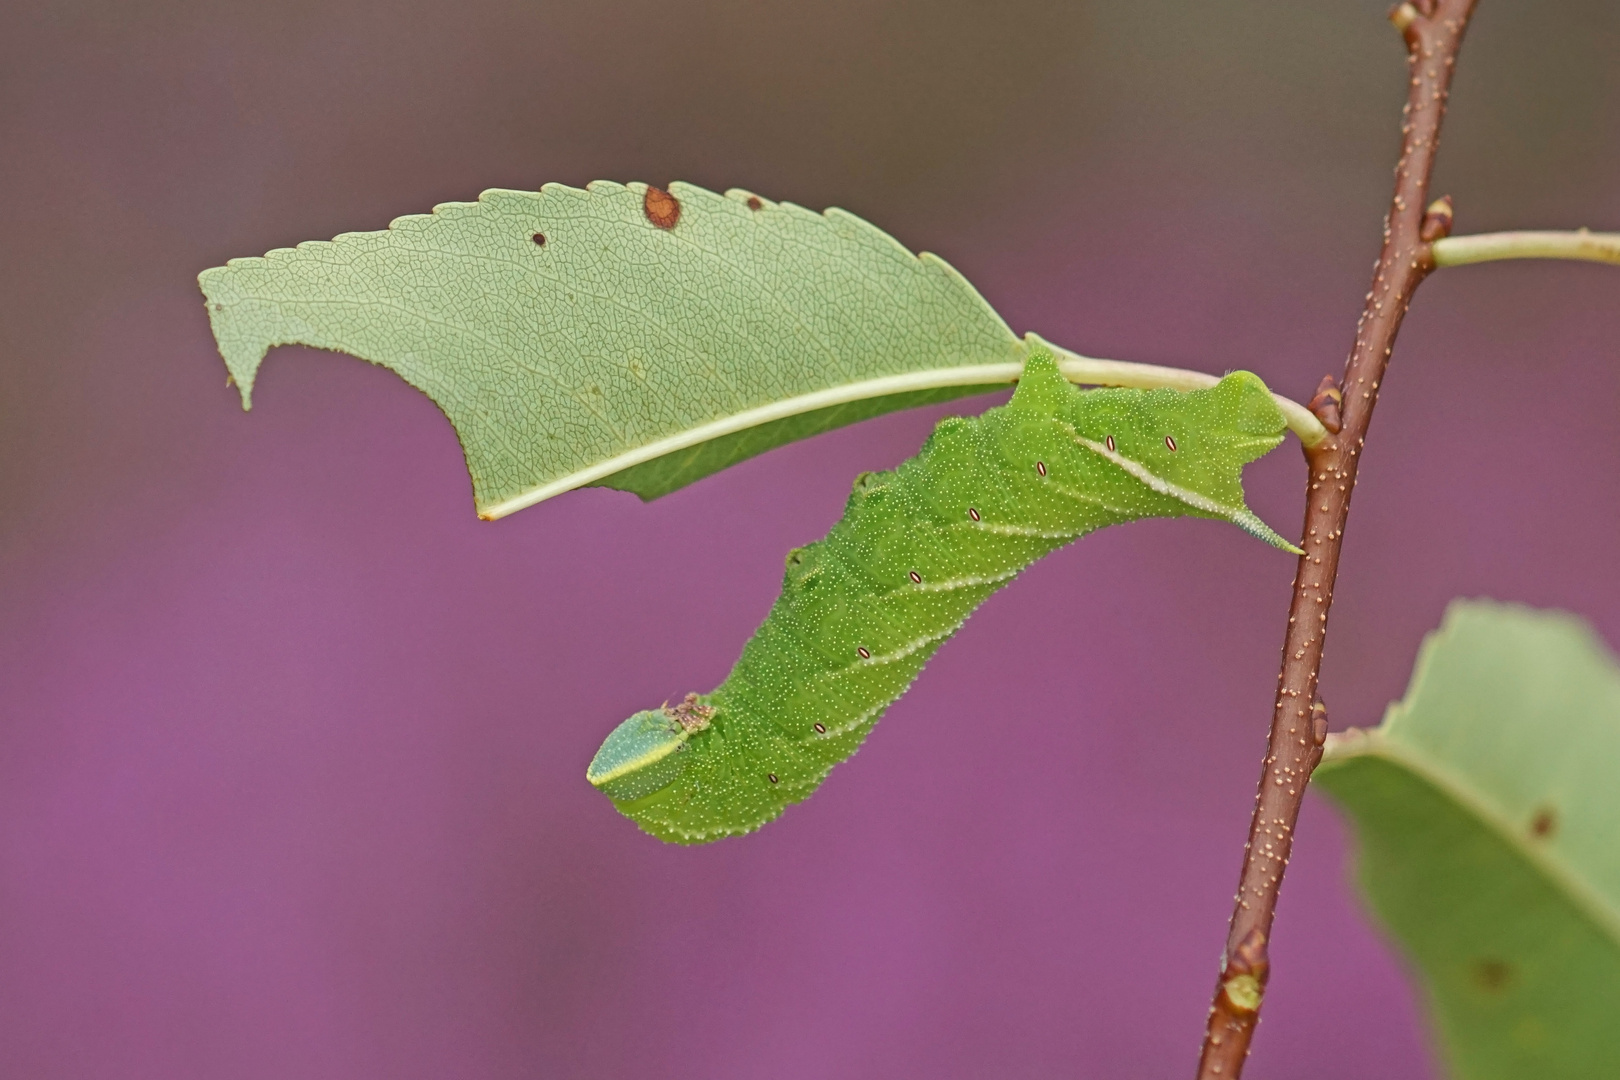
[1194,2,1478,1075]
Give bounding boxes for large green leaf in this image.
[198,181,1024,518]
[198,181,1324,518]
[1315,601,1620,1079]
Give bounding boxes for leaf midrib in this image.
[479,339,1324,519]
[477,361,1028,518]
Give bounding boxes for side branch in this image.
[1195,1,1479,1076]
[1433,229,1620,268]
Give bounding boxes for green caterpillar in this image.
[588,351,1297,842]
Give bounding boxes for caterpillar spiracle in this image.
[588,350,1298,842]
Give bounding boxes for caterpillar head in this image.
[587,694,713,802]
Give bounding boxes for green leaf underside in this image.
[588,351,1294,843]
[198,181,1028,517]
[592,383,1005,500]
[1315,601,1620,1079]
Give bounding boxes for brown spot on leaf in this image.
[531,233,546,246]
[1473,959,1512,993]
[1529,806,1557,839]
[644,186,681,230]
[746,196,763,211]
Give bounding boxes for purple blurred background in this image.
[2,1,1618,1076]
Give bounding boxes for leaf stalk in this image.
[1432,229,1620,268]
